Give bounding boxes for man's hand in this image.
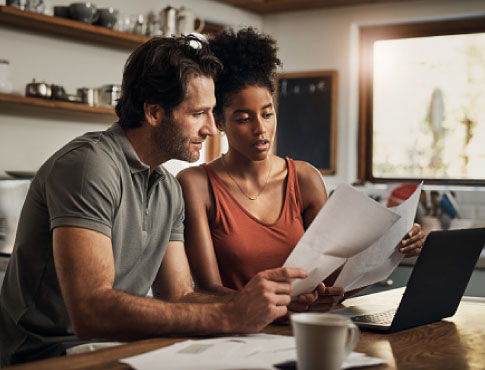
[400,223,426,258]
[225,267,307,333]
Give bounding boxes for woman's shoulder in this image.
[292,159,324,183]
[177,164,207,184]
[176,158,224,193]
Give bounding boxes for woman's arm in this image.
[293,161,345,311]
[177,166,235,295]
[294,161,328,229]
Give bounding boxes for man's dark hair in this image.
[116,35,223,128]
[208,27,281,120]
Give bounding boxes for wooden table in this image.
[6,288,485,369]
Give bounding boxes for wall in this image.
[0,0,262,175]
[2,0,485,200]
[263,0,485,190]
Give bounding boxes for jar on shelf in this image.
[0,60,13,94]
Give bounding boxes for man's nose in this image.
[201,111,217,136]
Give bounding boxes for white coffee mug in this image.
[291,313,359,370]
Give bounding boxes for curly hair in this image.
[116,35,223,128]
[209,27,281,119]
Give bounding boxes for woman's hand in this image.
[288,283,344,314]
[288,290,319,313]
[400,223,426,258]
[308,284,344,312]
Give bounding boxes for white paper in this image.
[283,183,401,297]
[120,334,386,370]
[334,182,423,291]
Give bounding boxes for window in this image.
[358,17,485,185]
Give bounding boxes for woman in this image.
[177,28,424,312]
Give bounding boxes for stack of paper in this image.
[283,182,422,295]
[120,334,386,370]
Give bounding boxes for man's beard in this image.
[154,117,200,163]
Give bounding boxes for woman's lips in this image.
[254,139,269,151]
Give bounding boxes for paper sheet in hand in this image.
[120,334,386,370]
[334,182,423,291]
[283,183,400,297]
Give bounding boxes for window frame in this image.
[358,16,485,185]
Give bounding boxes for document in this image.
[283,183,401,297]
[120,334,386,370]
[334,182,423,291]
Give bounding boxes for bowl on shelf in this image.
[53,5,71,19]
[69,2,99,24]
[95,8,119,29]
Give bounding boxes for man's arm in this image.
[152,240,232,303]
[53,226,306,339]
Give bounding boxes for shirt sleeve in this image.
[45,143,120,238]
[169,177,185,242]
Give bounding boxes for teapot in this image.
[177,7,204,36]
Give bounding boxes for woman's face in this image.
[219,85,276,161]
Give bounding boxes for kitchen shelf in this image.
[0,92,116,120]
[0,5,148,49]
[0,6,225,50]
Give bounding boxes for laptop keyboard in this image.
[352,309,397,325]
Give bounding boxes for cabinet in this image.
[0,6,223,121]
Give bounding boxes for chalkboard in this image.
[276,71,337,174]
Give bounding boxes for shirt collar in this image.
[108,122,164,177]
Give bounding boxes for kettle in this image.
[159,6,177,37]
[177,7,204,36]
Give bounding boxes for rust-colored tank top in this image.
[202,158,305,291]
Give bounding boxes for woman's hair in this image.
[116,35,222,129]
[209,27,281,119]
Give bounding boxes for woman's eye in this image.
[236,118,249,123]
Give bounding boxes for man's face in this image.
[154,75,217,163]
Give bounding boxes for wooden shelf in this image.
[0,6,225,122]
[0,5,148,49]
[0,6,225,50]
[0,92,116,121]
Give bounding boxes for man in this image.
[0,35,308,366]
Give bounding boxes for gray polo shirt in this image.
[0,123,184,366]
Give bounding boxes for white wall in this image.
[3,0,485,184]
[0,0,262,175]
[263,0,485,189]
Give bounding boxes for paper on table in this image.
[283,183,401,297]
[334,182,423,291]
[120,334,386,370]
[120,334,294,370]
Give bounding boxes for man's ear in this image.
[143,103,164,127]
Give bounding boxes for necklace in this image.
[222,154,272,201]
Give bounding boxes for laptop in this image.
[334,228,485,333]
